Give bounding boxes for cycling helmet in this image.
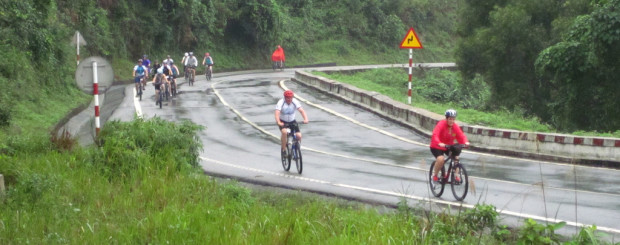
[445,109,457,118]
[138,59,143,63]
[283,90,294,98]
[169,61,174,65]
[157,67,164,74]
[143,54,147,58]
[189,52,193,56]
[184,52,188,56]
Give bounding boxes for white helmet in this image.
[157,67,164,74]
[445,109,457,118]
[184,52,188,56]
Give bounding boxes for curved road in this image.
[109,68,620,238]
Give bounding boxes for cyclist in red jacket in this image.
[430,109,470,182]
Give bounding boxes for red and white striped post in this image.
[408,48,413,104]
[399,27,423,105]
[92,61,101,136]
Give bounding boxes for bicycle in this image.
[184,66,189,85]
[134,76,144,101]
[170,78,177,97]
[187,67,195,86]
[281,122,303,174]
[272,60,284,71]
[205,66,212,81]
[428,144,469,201]
[154,82,164,109]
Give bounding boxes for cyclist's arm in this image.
[274,110,284,126]
[431,121,447,148]
[298,107,308,124]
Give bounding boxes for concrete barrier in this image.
[293,70,620,167]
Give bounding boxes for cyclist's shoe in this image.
[432,175,439,182]
[454,176,462,183]
[281,150,287,158]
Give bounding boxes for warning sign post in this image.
[400,28,423,104]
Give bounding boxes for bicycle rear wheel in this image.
[293,142,302,174]
[429,161,446,197]
[450,163,469,201]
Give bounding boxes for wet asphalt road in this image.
[109,69,620,238]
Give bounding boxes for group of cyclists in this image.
[132,52,214,104]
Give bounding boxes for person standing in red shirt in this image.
[430,109,470,182]
[271,45,285,69]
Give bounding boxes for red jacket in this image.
[430,120,468,150]
[271,47,285,62]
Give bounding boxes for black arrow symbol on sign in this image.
[408,36,414,43]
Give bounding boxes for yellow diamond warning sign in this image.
[400,28,423,49]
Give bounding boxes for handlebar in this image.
[444,144,469,150]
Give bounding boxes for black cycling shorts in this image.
[430,146,461,158]
[279,120,300,133]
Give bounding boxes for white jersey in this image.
[276,98,303,123]
[188,56,198,67]
[163,58,174,65]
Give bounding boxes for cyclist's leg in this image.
[293,123,302,143]
[450,147,463,175]
[279,126,288,151]
[431,148,447,177]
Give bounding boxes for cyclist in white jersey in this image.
[275,90,309,158]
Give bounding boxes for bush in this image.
[94,118,204,179]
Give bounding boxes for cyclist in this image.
[142,54,151,75]
[132,59,148,96]
[430,109,470,182]
[152,66,169,105]
[181,52,189,76]
[186,52,198,81]
[202,52,214,76]
[275,90,309,158]
[163,55,173,65]
[168,61,180,95]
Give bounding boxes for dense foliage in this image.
[456,0,619,132]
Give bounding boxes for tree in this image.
[536,0,620,131]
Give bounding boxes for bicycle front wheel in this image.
[429,161,445,197]
[451,164,469,201]
[293,143,302,174]
[281,145,291,171]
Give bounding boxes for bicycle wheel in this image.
[293,142,302,174]
[190,72,194,86]
[159,92,163,109]
[451,163,469,201]
[139,85,142,101]
[281,145,291,171]
[429,160,446,197]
